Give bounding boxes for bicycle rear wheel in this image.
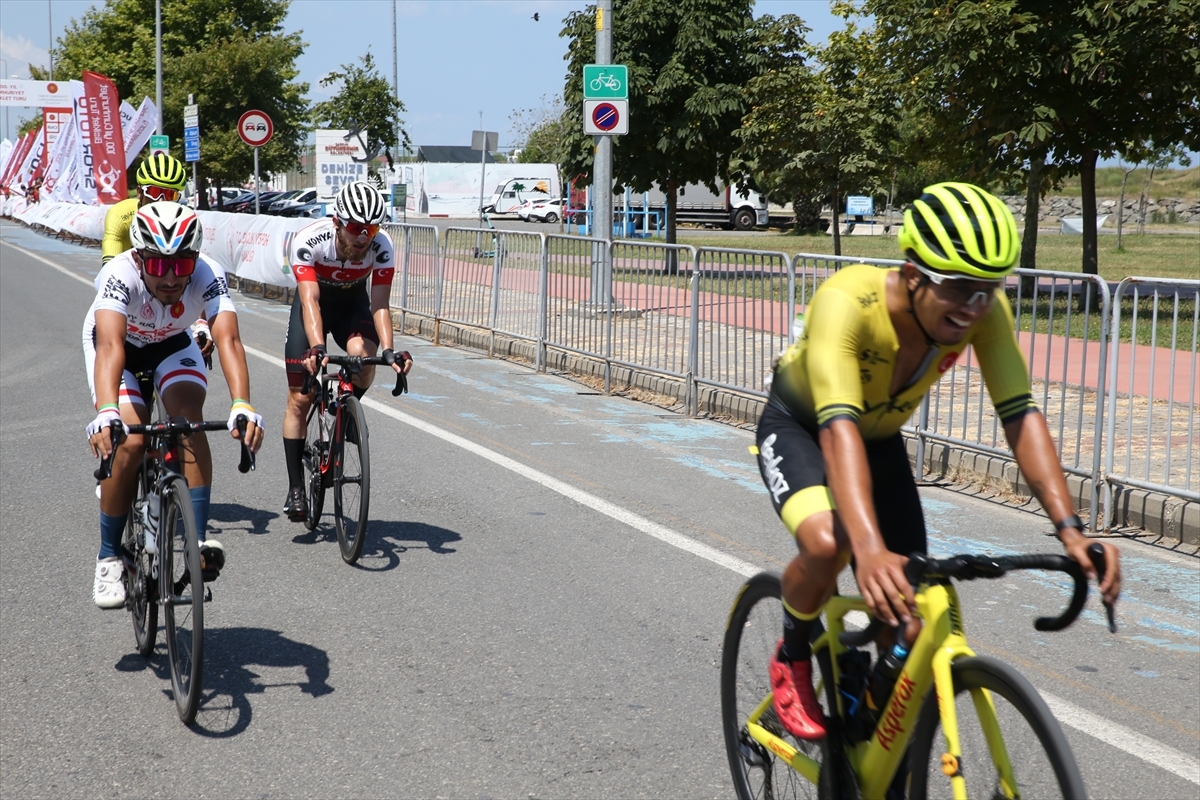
[334,396,370,564]
[722,572,831,800]
[123,466,157,657]
[303,401,327,531]
[909,655,1086,799]
[160,478,204,724]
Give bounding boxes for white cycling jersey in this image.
[82,250,235,349]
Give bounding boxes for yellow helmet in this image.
[898,182,1019,279]
[136,153,187,191]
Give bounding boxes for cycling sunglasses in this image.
[339,220,380,239]
[141,255,197,278]
[141,185,182,202]
[912,263,1002,309]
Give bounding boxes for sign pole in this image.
[254,145,259,215]
[593,0,613,306]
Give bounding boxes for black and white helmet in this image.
[334,181,387,225]
[129,201,203,255]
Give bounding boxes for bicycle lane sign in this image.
[584,65,628,99]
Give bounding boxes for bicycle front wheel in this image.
[303,401,327,531]
[909,655,1086,799]
[123,466,157,657]
[334,397,370,564]
[722,572,830,800]
[160,478,204,724]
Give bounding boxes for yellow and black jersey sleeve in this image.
[970,293,1038,423]
[101,198,138,264]
[804,282,870,428]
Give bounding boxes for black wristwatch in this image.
[1053,514,1084,535]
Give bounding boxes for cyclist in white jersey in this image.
[84,202,265,608]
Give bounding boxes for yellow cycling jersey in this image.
[101,197,139,263]
[770,264,1036,441]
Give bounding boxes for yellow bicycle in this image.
[721,546,1113,799]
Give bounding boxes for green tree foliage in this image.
[561,0,771,244]
[311,52,411,183]
[510,95,571,167]
[39,0,308,205]
[735,6,899,254]
[866,0,1200,275]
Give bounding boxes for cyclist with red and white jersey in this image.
[281,181,413,521]
[84,201,265,608]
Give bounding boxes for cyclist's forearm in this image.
[819,420,886,555]
[1003,411,1077,530]
[94,340,125,409]
[211,313,252,404]
[298,282,323,347]
[372,307,394,351]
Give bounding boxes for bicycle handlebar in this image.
[300,352,407,398]
[838,547,1114,647]
[92,416,254,480]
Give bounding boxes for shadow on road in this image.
[114,627,332,737]
[208,502,279,537]
[353,520,462,572]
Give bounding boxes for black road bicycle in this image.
[301,353,405,564]
[96,414,253,724]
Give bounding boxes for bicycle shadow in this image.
[114,627,332,737]
[352,520,462,572]
[208,502,279,537]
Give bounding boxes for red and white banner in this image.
[82,71,127,204]
[14,126,46,191]
[0,133,27,189]
[0,132,34,191]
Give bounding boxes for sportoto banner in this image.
[82,71,127,204]
[196,210,315,286]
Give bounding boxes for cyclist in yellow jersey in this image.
[101,154,189,264]
[757,182,1122,742]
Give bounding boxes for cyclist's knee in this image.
[795,513,847,567]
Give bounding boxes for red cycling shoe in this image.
[769,642,827,740]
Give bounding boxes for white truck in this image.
[485,175,561,215]
[622,180,769,230]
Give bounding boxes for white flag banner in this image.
[0,140,13,178]
[123,97,156,166]
[42,112,77,201]
[14,129,45,190]
[70,80,97,204]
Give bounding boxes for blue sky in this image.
[0,1,849,144]
[0,1,1193,167]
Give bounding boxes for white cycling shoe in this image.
[93,558,126,609]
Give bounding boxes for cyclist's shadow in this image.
[353,520,461,572]
[115,627,332,737]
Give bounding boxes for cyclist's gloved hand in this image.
[228,401,265,453]
[86,407,128,441]
[304,344,327,375]
[190,318,214,357]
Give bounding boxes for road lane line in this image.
[1,239,94,287]
[1041,691,1200,786]
[241,345,760,578]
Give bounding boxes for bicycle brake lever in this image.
[392,371,407,396]
[235,415,255,473]
[1087,542,1117,633]
[93,420,122,481]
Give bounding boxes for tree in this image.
[510,95,571,166]
[39,0,309,207]
[866,0,1200,276]
[311,52,411,183]
[735,6,899,254]
[560,0,770,246]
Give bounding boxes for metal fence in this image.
[378,223,1197,527]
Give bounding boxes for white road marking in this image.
[17,236,1195,787]
[1041,691,1200,786]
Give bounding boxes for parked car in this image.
[515,198,539,221]
[269,188,318,215]
[264,189,302,214]
[529,198,566,223]
[228,191,285,213]
[280,201,330,219]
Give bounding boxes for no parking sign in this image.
[583,99,628,136]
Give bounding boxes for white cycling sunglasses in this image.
[911,262,1004,309]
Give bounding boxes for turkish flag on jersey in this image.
[82,71,127,204]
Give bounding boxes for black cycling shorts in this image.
[755,400,926,557]
[284,283,379,387]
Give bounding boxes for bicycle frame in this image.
[741,583,1011,800]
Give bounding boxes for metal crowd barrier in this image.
[378,225,1195,529]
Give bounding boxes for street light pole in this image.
[1,59,8,141]
[47,1,54,80]
[155,0,163,134]
[591,0,614,306]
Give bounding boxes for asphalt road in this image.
[1,220,1197,799]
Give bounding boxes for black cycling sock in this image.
[352,384,367,400]
[780,598,818,662]
[283,438,306,489]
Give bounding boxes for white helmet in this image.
[130,201,203,255]
[334,181,387,225]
